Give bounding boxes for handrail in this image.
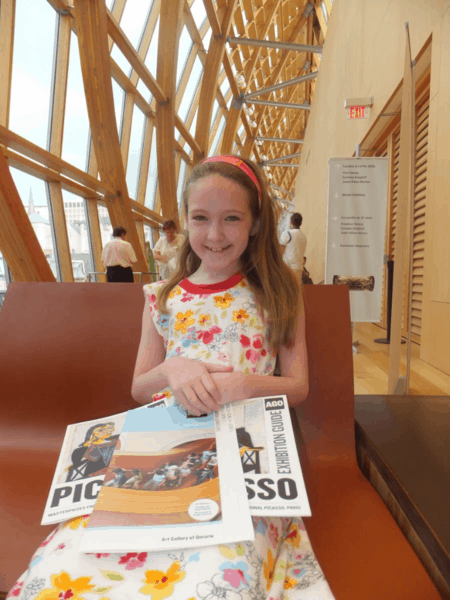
[87,271,160,283]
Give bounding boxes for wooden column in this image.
[0,0,15,128]
[47,11,73,282]
[195,0,238,159]
[72,0,147,273]
[155,0,185,221]
[0,148,55,282]
[388,27,414,394]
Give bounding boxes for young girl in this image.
[7,156,334,600]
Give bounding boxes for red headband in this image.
[202,155,262,206]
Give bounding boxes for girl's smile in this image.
[187,174,254,281]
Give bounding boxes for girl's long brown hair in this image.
[157,156,302,351]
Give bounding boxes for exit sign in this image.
[346,106,370,119]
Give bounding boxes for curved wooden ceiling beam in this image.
[221,0,281,155]
[242,5,313,160]
[0,147,55,282]
[72,0,147,271]
[156,0,185,221]
[194,0,238,159]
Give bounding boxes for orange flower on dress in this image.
[284,575,298,589]
[213,292,234,309]
[35,572,95,600]
[169,287,182,298]
[232,308,249,323]
[198,314,211,326]
[263,548,276,590]
[62,515,89,530]
[284,523,301,548]
[175,310,195,334]
[140,561,186,599]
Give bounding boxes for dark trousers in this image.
[106,265,134,283]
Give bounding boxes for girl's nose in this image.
[207,220,224,240]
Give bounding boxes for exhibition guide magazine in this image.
[41,396,310,552]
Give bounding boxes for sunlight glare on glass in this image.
[119,0,152,49]
[177,26,193,90]
[9,0,56,148]
[62,31,91,171]
[190,0,207,29]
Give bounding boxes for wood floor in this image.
[353,323,450,396]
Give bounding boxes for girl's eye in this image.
[226,215,241,222]
[191,215,207,221]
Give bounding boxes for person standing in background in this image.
[101,226,137,282]
[153,219,185,280]
[280,212,307,283]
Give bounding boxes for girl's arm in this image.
[131,301,233,414]
[212,309,309,408]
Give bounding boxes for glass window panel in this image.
[112,79,125,137]
[9,0,56,148]
[105,0,114,8]
[62,31,91,171]
[10,168,58,278]
[202,28,212,49]
[126,106,146,199]
[177,56,203,122]
[177,159,188,209]
[143,17,160,99]
[119,0,152,49]
[145,128,158,210]
[61,191,95,281]
[189,107,198,137]
[177,26,193,89]
[220,76,230,98]
[97,203,113,247]
[0,251,10,294]
[111,43,133,78]
[209,115,226,157]
[211,100,219,132]
[190,0,207,29]
[321,2,328,22]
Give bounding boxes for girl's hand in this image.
[211,371,248,404]
[162,358,234,415]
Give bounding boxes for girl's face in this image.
[187,175,254,279]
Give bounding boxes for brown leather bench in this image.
[0,282,440,598]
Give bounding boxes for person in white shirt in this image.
[101,226,137,282]
[280,212,307,283]
[153,220,185,280]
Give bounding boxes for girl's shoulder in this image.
[143,280,165,297]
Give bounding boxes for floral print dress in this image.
[7,273,335,600]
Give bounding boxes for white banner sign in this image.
[325,157,388,322]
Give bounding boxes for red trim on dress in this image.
[179,272,242,294]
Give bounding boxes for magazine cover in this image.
[41,412,128,525]
[79,403,254,553]
[232,395,311,517]
[41,402,164,525]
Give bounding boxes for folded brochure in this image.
[79,403,254,552]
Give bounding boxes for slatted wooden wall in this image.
[378,76,430,343]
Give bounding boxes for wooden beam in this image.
[156,0,185,221]
[0,126,114,196]
[47,12,74,282]
[0,0,15,128]
[175,114,202,157]
[221,0,281,154]
[72,0,147,272]
[195,0,239,158]
[106,9,167,104]
[0,147,56,282]
[202,0,222,37]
